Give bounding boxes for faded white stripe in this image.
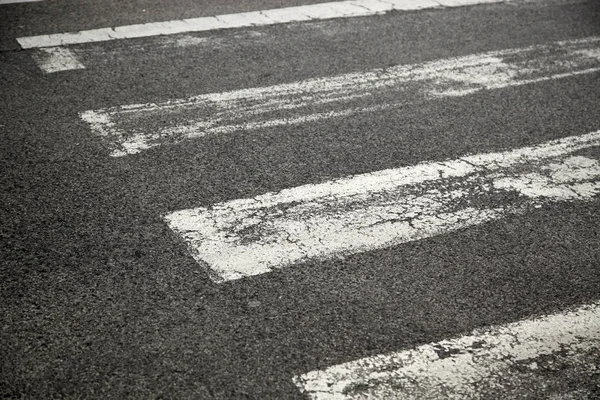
[293,301,600,399]
[31,47,85,73]
[81,36,600,157]
[16,0,509,49]
[164,130,600,283]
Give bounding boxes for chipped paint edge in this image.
[293,301,600,399]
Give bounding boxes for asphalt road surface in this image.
[1,0,600,398]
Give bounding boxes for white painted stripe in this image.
[81,36,600,157]
[293,301,600,399]
[165,130,600,282]
[30,47,85,73]
[16,0,508,49]
[0,0,42,4]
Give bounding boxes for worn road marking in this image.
[293,302,600,399]
[30,47,85,73]
[17,0,506,50]
[165,130,600,283]
[81,36,600,157]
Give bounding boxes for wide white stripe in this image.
[165,131,600,283]
[293,302,600,399]
[16,0,508,49]
[81,36,600,157]
[31,47,85,73]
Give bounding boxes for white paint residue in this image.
[293,301,600,399]
[494,156,600,199]
[16,0,512,49]
[31,47,85,73]
[80,36,600,156]
[165,130,600,283]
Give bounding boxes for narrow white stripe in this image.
[80,36,600,157]
[31,47,85,73]
[0,0,42,3]
[16,0,508,49]
[293,302,600,399]
[165,130,600,282]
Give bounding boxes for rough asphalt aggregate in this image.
[1,0,599,398]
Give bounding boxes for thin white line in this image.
[293,301,600,399]
[165,131,600,282]
[16,0,509,49]
[80,36,600,157]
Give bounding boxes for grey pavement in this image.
[1,0,600,398]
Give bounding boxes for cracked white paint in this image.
[293,301,600,399]
[494,156,600,199]
[80,36,600,156]
[17,0,509,49]
[165,130,600,283]
[30,47,85,73]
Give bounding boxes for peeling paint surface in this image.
[293,302,600,399]
[164,130,600,282]
[81,36,600,156]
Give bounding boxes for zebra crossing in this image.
[17,0,508,73]
[164,131,600,282]
[79,36,600,157]
[15,0,584,74]
[10,0,600,397]
[295,301,600,399]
